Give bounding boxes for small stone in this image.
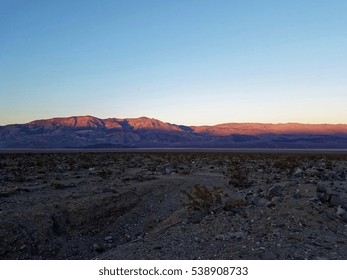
[338,172,346,181]
[215,234,229,241]
[305,168,321,177]
[204,215,214,222]
[271,196,281,203]
[104,236,113,241]
[316,183,327,193]
[341,212,347,223]
[256,198,271,207]
[267,185,283,199]
[318,192,332,203]
[337,197,347,208]
[233,231,244,241]
[293,168,303,177]
[102,188,118,194]
[164,167,173,175]
[336,206,346,217]
[330,195,342,207]
[89,168,96,174]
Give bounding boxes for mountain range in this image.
[1,115,347,149]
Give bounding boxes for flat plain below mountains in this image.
[1,151,347,259]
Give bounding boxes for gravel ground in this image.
[1,151,347,259]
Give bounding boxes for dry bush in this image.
[273,156,300,173]
[228,164,251,188]
[180,169,190,175]
[98,168,113,179]
[184,184,223,213]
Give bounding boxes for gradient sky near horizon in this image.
[0,0,346,126]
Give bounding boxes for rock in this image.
[215,232,244,241]
[271,196,281,203]
[56,165,65,172]
[104,236,113,241]
[89,168,96,174]
[341,212,347,223]
[318,192,332,203]
[338,197,347,207]
[316,183,327,193]
[293,168,303,177]
[125,234,131,242]
[325,212,336,221]
[102,188,119,194]
[255,198,272,207]
[164,167,173,175]
[338,172,345,181]
[336,206,346,217]
[330,195,342,207]
[267,185,284,199]
[203,215,214,222]
[305,168,321,177]
[215,234,229,241]
[233,231,244,241]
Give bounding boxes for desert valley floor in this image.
[1,151,347,259]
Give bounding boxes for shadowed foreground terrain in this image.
[1,151,347,260]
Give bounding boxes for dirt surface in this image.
[1,151,347,260]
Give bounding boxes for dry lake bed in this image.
[1,151,347,259]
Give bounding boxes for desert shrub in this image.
[184,184,223,213]
[98,168,112,179]
[180,170,190,175]
[273,157,299,173]
[228,164,251,188]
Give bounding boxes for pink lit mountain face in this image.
[191,123,347,136]
[1,116,347,149]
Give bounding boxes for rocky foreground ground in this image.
[1,151,347,260]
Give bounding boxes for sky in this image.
[0,0,346,126]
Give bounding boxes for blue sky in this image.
[0,0,346,125]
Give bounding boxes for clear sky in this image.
[0,0,346,126]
